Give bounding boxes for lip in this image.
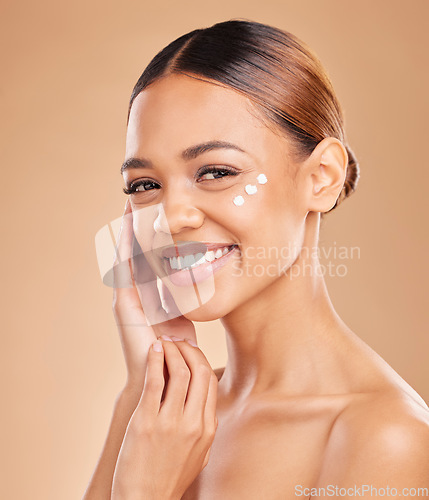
[162,244,238,287]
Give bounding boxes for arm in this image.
[82,386,141,500]
[111,338,218,500]
[83,200,201,498]
[83,202,154,499]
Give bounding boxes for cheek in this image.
[228,179,303,266]
[227,175,286,231]
[212,173,271,227]
[231,173,268,207]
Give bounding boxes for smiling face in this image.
[123,73,309,321]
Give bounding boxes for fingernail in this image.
[170,336,185,342]
[185,338,198,348]
[160,335,173,342]
[152,340,163,352]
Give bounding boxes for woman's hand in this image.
[111,336,219,500]
[112,200,198,393]
[82,203,202,500]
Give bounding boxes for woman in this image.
[83,20,429,499]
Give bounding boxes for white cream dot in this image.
[257,173,267,184]
[245,184,258,195]
[233,195,245,206]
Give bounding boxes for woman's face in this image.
[123,74,309,321]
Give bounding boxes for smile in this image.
[166,245,236,270]
[159,243,239,286]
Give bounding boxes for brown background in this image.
[1,0,428,498]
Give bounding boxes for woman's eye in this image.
[123,167,239,195]
[197,166,239,182]
[123,180,161,195]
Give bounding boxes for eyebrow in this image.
[120,140,247,174]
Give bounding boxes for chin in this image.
[182,299,231,322]
[182,308,223,323]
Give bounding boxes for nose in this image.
[153,195,205,236]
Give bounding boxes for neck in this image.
[219,212,353,402]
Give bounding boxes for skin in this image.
[111,337,218,500]
[104,73,429,499]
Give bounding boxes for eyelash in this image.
[123,165,239,195]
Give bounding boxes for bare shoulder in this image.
[335,390,429,453]
[317,389,429,490]
[213,366,225,382]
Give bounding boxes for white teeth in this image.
[167,246,235,270]
[205,251,215,262]
[183,254,194,267]
[192,253,205,267]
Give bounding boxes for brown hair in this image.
[127,19,359,212]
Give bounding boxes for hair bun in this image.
[329,145,360,211]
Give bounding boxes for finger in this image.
[114,199,132,263]
[203,366,219,432]
[137,340,165,419]
[112,203,162,328]
[155,314,197,345]
[132,242,173,326]
[202,447,212,469]
[133,269,169,326]
[157,339,191,415]
[113,201,144,323]
[170,340,214,421]
[112,200,134,289]
[160,281,182,318]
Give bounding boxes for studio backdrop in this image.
[1,1,428,499]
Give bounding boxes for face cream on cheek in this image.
[232,173,268,206]
[257,173,268,184]
[245,184,257,195]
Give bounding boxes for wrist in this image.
[115,384,142,409]
[111,485,179,500]
[122,376,145,395]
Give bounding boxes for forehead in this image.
[126,74,284,159]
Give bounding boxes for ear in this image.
[304,137,348,213]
